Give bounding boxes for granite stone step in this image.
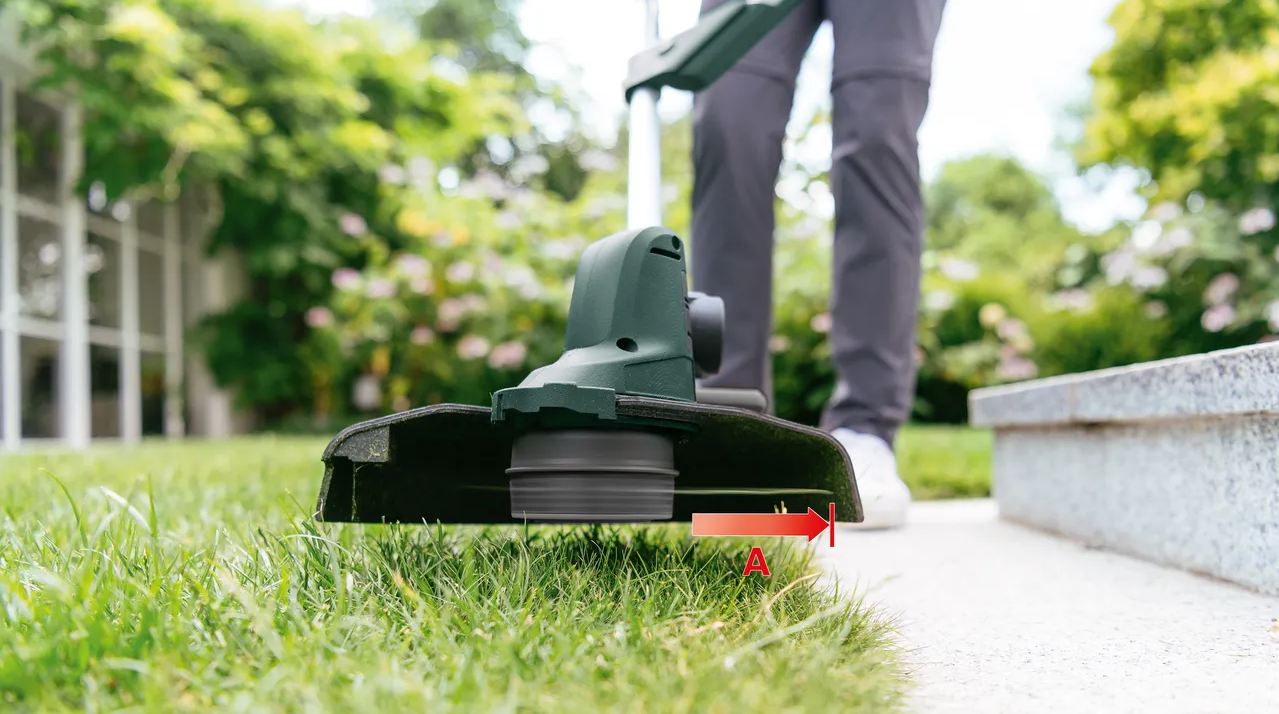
[969,342,1279,594]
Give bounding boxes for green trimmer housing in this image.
[315,0,861,525]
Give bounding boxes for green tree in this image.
[379,0,595,202]
[1082,0,1279,208]
[926,154,1088,289]
[383,0,530,74]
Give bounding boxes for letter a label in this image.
[742,546,771,577]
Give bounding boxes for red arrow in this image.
[692,506,831,542]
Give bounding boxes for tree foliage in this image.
[1083,0,1279,207]
[1082,0,1279,349]
[13,0,521,415]
[386,0,530,74]
[926,155,1087,288]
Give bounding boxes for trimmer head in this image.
[507,430,676,521]
[316,226,862,525]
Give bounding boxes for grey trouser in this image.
[691,0,946,444]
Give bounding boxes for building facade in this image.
[0,13,247,449]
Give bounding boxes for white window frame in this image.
[0,77,17,449]
[0,74,186,450]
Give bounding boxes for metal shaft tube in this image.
[626,0,662,230]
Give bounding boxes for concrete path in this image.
[818,499,1279,713]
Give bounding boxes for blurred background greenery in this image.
[12,0,1279,431]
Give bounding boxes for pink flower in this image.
[1102,249,1136,285]
[1201,304,1235,333]
[1203,273,1239,305]
[487,341,527,369]
[436,298,467,331]
[1130,266,1168,290]
[331,267,361,291]
[379,163,407,185]
[939,257,979,282]
[924,290,955,311]
[457,335,490,360]
[446,261,475,283]
[1144,301,1168,319]
[304,306,334,328]
[395,253,431,277]
[996,355,1038,381]
[339,212,367,237]
[410,325,435,345]
[1049,289,1092,312]
[996,318,1028,341]
[810,313,833,333]
[1239,207,1275,235]
[365,278,395,299]
[352,374,382,411]
[409,276,435,295]
[1149,201,1181,223]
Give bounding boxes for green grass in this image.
[897,425,992,500]
[0,437,903,712]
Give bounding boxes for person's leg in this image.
[691,0,822,404]
[820,0,946,445]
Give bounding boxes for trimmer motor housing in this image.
[491,227,722,521]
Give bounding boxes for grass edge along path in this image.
[898,425,992,500]
[0,438,905,712]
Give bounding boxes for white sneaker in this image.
[831,428,911,529]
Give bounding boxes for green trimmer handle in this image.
[623,0,805,101]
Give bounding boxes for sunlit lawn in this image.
[898,425,993,500]
[0,437,905,712]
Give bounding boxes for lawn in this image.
[897,425,992,500]
[0,437,905,712]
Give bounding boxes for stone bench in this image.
[969,342,1279,594]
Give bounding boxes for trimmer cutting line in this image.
[314,0,862,526]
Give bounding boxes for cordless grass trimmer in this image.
[315,0,862,525]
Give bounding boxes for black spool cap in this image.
[507,429,677,522]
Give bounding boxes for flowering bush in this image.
[1083,200,1276,356]
[298,166,623,418]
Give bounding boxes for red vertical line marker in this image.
[829,502,836,548]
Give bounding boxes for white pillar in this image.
[119,215,141,442]
[190,252,236,437]
[59,103,89,447]
[626,0,663,230]
[162,202,184,438]
[0,79,18,449]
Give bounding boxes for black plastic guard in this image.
[315,396,862,524]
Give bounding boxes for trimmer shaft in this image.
[507,430,677,522]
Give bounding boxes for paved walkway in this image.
[818,499,1279,713]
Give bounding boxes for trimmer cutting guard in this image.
[316,396,862,524]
